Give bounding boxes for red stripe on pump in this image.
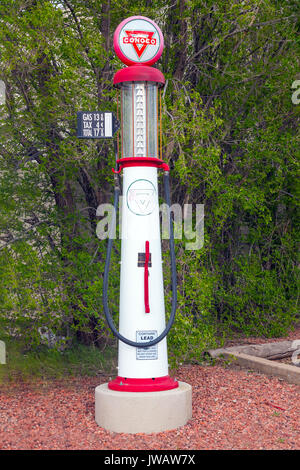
[144,241,150,313]
[108,375,179,392]
[112,157,170,173]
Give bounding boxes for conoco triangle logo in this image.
[123,30,157,58]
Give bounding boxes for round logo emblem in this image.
[126,179,157,216]
[113,16,164,66]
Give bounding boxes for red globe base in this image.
[108,375,179,392]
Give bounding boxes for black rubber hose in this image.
[102,171,177,348]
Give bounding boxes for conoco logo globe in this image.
[114,16,164,66]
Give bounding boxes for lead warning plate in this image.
[136,330,158,360]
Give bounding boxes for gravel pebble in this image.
[0,361,299,450]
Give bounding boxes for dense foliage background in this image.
[0,0,299,366]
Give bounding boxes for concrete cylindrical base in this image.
[95,381,192,434]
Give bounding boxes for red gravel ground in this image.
[0,329,299,450]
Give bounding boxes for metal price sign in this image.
[77,111,120,139]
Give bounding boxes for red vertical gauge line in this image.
[144,240,150,313]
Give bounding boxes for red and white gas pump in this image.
[95,16,192,433]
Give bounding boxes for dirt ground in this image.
[0,326,299,450]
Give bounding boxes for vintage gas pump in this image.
[95,16,192,434]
